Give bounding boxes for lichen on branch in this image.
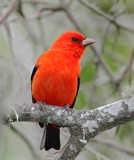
[1,92,134,160]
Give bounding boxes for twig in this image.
[60,0,82,32]
[0,0,19,25]
[116,50,134,84]
[91,47,115,83]
[23,0,48,5]
[92,139,134,157]
[86,145,111,160]
[100,22,112,55]
[79,0,134,33]
[10,124,41,159]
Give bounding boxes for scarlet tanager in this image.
[31,31,95,151]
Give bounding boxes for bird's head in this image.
[50,31,95,59]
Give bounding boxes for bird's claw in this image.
[63,104,70,111]
[13,107,19,122]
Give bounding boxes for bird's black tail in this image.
[40,124,60,151]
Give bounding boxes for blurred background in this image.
[0,0,134,159]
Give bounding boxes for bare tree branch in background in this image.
[79,0,134,33]
[116,50,134,85]
[92,138,134,157]
[0,0,19,25]
[10,124,41,160]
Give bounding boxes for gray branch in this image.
[1,93,134,160]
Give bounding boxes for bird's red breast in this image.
[32,49,80,107]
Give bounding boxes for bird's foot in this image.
[63,104,70,111]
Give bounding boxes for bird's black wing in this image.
[70,77,80,108]
[31,66,38,103]
[31,66,44,128]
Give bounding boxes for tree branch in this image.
[1,92,134,159]
[79,0,134,33]
[10,124,41,159]
[92,138,134,157]
[0,0,19,25]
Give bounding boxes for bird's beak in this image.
[82,38,95,46]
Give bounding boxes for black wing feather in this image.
[31,66,44,128]
[31,66,38,83]
[31,66,38,103]
[70,77,80,108]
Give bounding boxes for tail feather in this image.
[39,123,44,128]
[40,124,60,151]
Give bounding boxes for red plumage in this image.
[31,31,95,150]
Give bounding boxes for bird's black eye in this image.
[71,37,78,42]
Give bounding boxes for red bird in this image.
[31,31,95,151]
